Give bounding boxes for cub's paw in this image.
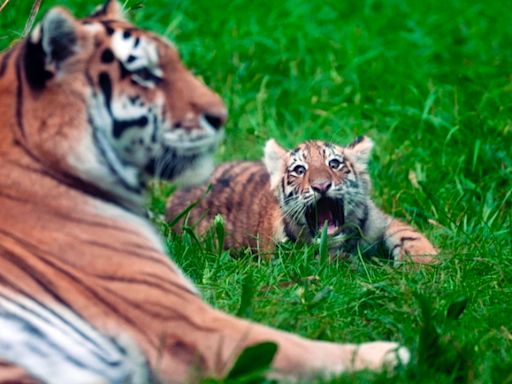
[352,341,410,371]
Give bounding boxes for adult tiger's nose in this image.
[202,108,228,131]
[312,181,332,195]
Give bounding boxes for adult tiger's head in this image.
[263,136,373,241]
[0,0,226,209]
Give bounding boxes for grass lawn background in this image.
[2,0,511,382]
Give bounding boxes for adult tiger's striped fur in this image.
[167,137,437,264]
[0,292,149,384]
[0,1,408,382]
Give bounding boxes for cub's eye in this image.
[290,164,306,176]
[329,158,342,170]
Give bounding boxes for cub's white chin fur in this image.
[314,231,348,246]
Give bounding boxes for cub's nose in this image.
[202,108,228,131]
[312,181,332,195]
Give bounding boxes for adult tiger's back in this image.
[0,1,407,382]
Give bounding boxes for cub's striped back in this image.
[167,161,285,252]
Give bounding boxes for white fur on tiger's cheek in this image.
[111,31,136,62]
[109,96,165,167]
[87,93,142,191]
[111,31,161,78]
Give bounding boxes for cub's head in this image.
[17,0,226,208]
[263,137,373,240]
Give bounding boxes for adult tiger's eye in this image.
[329,158,341,170]
[133,67,154,81]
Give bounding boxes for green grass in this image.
[2,0,512,382]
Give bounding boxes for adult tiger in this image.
[0,1,408,383]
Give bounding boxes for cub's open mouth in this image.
[305,197,344,236]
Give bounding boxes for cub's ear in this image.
[25,8,79,89]
[346,135,374,166]
[89,0,125,20]
[263,139,288,190]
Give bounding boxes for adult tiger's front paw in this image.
[352,341,410,372]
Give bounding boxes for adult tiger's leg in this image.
[149,299,409,382]
[210,308,409,380]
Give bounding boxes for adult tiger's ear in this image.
[89,0,126,20]
[346,135,374,166]
[263,139,288,190]
[25,7,80,89]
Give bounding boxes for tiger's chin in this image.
[168,154,215,187]
[145,147,216,187]
[149,129,223,186]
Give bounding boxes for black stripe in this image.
[12,139,135,210]
[0,237,150,341]
[95,275,195,302]
[100,48,115,64]
[99,21,115,36]
[99,284,217,333]
[348,135,364,148]
[280,177,286,196]
[0,175,141,234]
[0,189,29,205]
[400,236,421,242]
[98,71,112,111]
[14,53,25,138]
[82,239,172,268]
[113,115,148,138]
[220,162,255,182]
[233,167,261,212]
[0,292,121,369]
[390,244,402,253]
[0,228,210,339]
[389,236,421,255]
[0,246,82,322]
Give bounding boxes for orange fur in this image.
[167,161,284,255]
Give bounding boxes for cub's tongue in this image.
[327,223,338,235]
[318,211,338,235]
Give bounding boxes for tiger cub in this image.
[167,136,438,264]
